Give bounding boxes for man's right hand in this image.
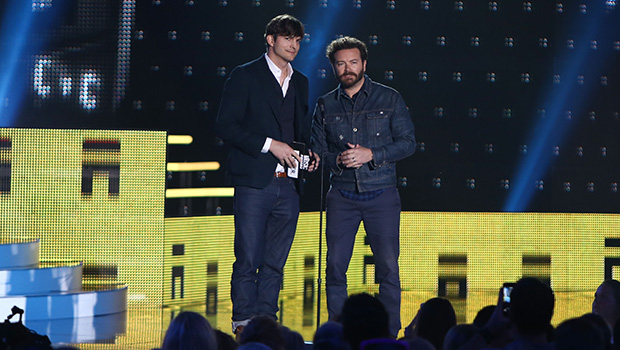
[269,140,302,169]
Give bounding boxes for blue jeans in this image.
[325,186,402,336]
[231,177,299,321]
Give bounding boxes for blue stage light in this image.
[503,3,616,212]
[0,1,35,126]
[295,0,347,107]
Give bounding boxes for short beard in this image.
[338,70,364,89]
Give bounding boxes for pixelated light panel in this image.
[0,128,166,306]
[165,212,620,334]
[30,0,132,112]
[1,0,135,128]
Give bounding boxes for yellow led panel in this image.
[166,161,220,172]
[165,187,233,198]
[167,135,193,145]
[0,128,166,307]
[164,211,620,339]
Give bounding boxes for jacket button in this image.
[339,135,344,140]
[376,132,380,136]
[353,128,358,132]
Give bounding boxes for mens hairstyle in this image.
[264,14,305,44]
[555,317,606,350]
[326,36,368,65]
[161,311,217,350]
[414,297,457,350]
[340,293,390,350]
[239,315,285,350]
[510,277,555,336]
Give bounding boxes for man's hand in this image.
[308,150,320,172]
[338,143,373,169]
[269,140,302,169]
[483,287,511,336]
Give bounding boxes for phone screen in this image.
[502,283,515,315]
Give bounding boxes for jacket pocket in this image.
[324,114,345,144]
[366,110,391,145]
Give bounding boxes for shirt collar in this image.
[264,53,294,81]
[337,74,371,100]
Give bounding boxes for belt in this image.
[275,171,287,178]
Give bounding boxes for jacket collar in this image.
[336,74,371,101]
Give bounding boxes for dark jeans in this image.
[325,186,402,337]
[231,177,299,321]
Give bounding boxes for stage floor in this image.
[20,289,595,349]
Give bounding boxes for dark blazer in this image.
[216,55,310,189]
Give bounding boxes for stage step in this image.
[0,240,40,269]
[24,311,127,344]
[0,241,127,325]
[0,262,83,296]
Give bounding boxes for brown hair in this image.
[264,14,304,45]
[326,36,368,65]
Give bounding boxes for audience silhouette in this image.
[153,278,620,350]
[443,324,477,350]
[313,321,350,350]
[593,279,620,335]
[161,311,218,350]
[555,316,605,350]
[404,297,456,350]
[340,293,391,350]
[239,315,285,350]
[580,313,611,349]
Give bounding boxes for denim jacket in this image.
[311,76,416,192]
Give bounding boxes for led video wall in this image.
[2,0,620,342]
[165,212,620,337]
[0,128,167,306]
[0,0,134,128]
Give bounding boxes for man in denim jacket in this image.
[311,36,416,337]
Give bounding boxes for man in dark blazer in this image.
[216,14,319,335]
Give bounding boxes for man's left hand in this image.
[308,150,320,172]
[339,143,372,169]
